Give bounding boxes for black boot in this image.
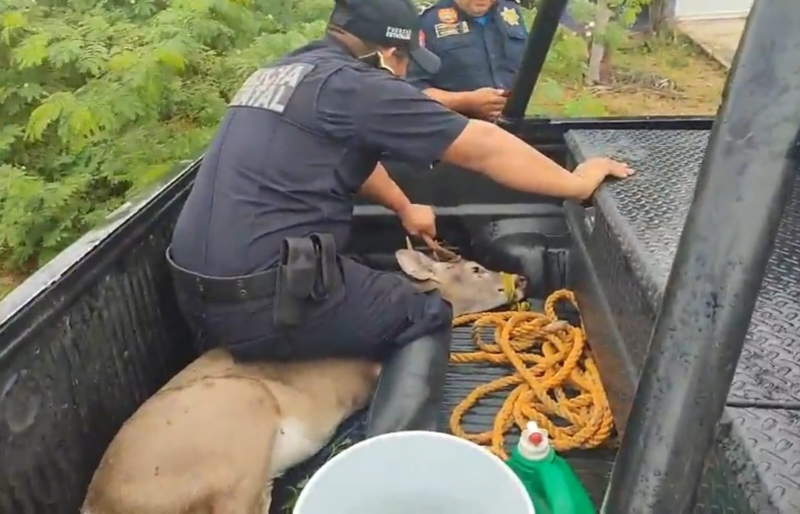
[365,326,452,436]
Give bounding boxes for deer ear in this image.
[395,249,437,281]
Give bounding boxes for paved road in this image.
[677,18,745,69]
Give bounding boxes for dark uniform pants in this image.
[173,255,453,435]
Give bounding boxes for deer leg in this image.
[209,482,272,514]
[203,476,273,514]
[209,492,258,514]
[259,481,273,514]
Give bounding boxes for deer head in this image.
[395,236,527,317]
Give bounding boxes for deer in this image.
[394,235,528,317]
[81,237,527,514]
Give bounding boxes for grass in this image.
[0,272,22,300]
[530,33,728,117]
[279,436,353,514]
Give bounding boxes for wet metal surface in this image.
[567,127,800,512]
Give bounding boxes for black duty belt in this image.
[166,249,278,303]
[166,233,341,327]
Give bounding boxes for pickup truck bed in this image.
[270,319,617,513]
[566,129,800,513]
[2,123,797,513]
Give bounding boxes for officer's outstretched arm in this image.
[345,73,629,200]
[441,120,588,199]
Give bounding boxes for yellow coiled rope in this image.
[448,284,615,460]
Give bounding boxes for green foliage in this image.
[0,0,650,276]
[0,0,328,272]
[525,0,651,117]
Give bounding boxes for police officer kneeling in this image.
[167,0,632,436]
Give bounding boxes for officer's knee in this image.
[419,292,453,333]
[389,292,453,349]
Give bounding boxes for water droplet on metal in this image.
[1,370,41,434]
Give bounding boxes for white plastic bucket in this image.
[293,431,534,514]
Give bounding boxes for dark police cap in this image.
[331,0,441,74]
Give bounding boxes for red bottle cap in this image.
[528,432,544,446]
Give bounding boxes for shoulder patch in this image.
[437,7,458,24]
[229,63,314,113]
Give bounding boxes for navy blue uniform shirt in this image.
[170,36,469,277]
[408,0,527,92]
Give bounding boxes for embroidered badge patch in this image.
[500,6,520,26]
[434,21,469,38]
[438,7,457,23]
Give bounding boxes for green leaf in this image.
[107,51,139,73]
[16,82,46,102]
[12,33,51,69]
[47,38,85,68]
[25,91,73,141]
[63,102,100,151]
[0,124,24,159]
[76,43,109,76]
[154,46,186,71]
[1,11,28,46]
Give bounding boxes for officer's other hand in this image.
[399,204,437,239]
[573,157,634,200]
[469,87,507,121]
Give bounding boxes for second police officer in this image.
[409,0,528,120]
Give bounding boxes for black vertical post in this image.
[601,1,800,512]
[497,0,568,133]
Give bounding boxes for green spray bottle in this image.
[506,422,596,514]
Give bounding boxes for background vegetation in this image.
[0,0,726,296]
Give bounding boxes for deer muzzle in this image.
[501,272,528,302]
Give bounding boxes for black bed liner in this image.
[565,128,800,513]
[442,325,617,506]
[269,321,617,512]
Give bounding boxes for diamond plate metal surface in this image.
[566,129,800,406]
[565,128,800,513]
[566,129,708,310]
[719,408,800,513]
[694,442,750,514]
